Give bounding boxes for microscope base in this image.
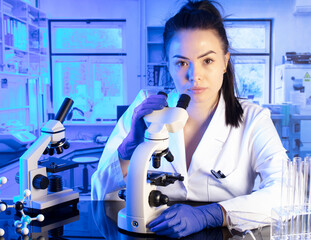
[118,208,155,234]
[25,189,79,214]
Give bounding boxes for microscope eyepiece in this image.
[157,91,168,99]
[176,94,191,109]
[55,98,74,123]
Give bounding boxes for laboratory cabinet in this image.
[0,0,49,146]
[274,64,311,158]
[0,0,48,75]
[145,26,175,90]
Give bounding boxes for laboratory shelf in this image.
[0,106,29,111]
[145,26,174,90]
[0,0,49,134]
[3,12,27,24]
[147,62,167,66]
[291,114,311,120]
[4,45,28,53]
[0,71,28,76]
[271,114,284,120]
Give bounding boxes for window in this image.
[49,20,126,122]
[224,20,272,104]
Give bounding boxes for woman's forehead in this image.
[168,29,224,57]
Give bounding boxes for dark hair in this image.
[163,0,243,127]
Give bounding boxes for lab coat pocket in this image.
[209,168,250,199]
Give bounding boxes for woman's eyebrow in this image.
[172,55,189,60]
[172,50,216,60]
[197,50,216,59]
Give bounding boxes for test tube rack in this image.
[271,155,311,239]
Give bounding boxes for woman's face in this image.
[168,29,230,105]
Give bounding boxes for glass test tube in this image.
[289,157,297,237]
[306,155,311,234]
[295,157,303,235]
[302,157,309,234]
[280,157,290,237]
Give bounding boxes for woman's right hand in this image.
[117,94,168,160]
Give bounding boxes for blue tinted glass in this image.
[54,60,124,120]
[61,62,89,109]
[93,63,123,97]
[91,63,124,119]
[54,28,122,50]
[234,62,265,99]
[226,27,266,50]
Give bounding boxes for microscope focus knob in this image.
[63,141,70,149]
[118,189,126,200]
[33,174,49,190]
[149,190,169,207]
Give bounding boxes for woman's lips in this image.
[189,88,206,94]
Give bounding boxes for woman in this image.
[92,0,287,238]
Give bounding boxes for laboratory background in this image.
[0,0,310,237]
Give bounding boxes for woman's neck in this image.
[186,94,220,123]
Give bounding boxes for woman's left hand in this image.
[148,203,224,238]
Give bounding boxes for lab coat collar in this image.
[167,91,231,180]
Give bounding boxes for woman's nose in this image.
[187,63,201,82]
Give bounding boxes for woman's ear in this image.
[225,52,230,68]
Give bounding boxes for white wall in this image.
[40,0,142,104]
[145,0,311,66]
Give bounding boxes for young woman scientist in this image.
[92,0,287,238]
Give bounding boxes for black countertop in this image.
[0,200,270,240]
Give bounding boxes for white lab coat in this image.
[91,89,287,231]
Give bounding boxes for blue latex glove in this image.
[148,203,224,238]
[118,94,168,160]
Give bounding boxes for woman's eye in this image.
[176,61,188,67]
[204,58,213,64]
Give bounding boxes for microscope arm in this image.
[21,134,51,172]
[19,134,51,197]
[126,141,165,221]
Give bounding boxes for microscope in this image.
[118,93,191,234]
[13,98,79,213]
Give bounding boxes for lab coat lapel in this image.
[188,94,231,176]
[169,130,188,185]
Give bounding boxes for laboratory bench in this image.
[0,200,271,240]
